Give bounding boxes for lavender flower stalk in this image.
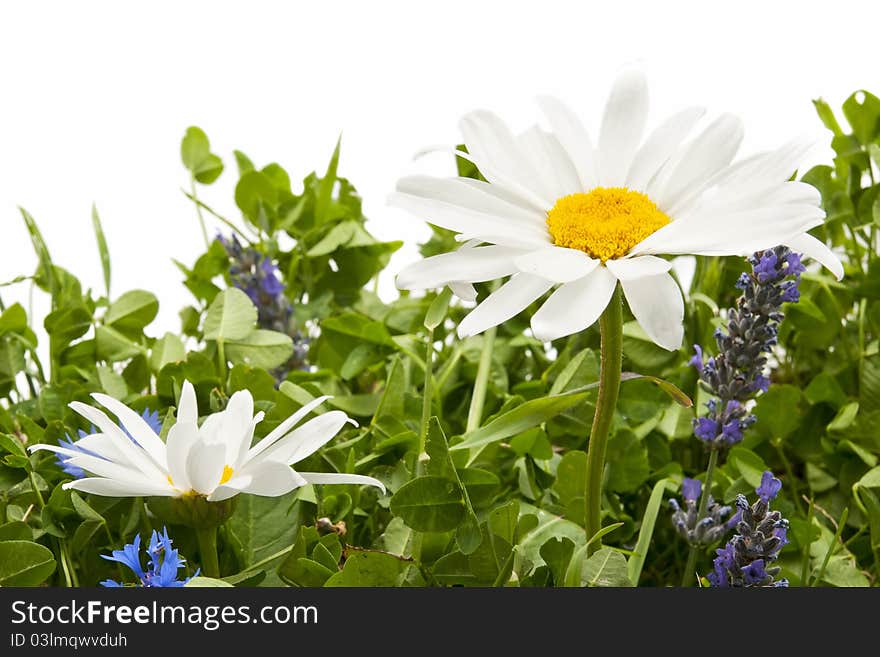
[670,477,738,547]
[690,246,805,450]
[680,246,802,586]
[217,234,308,377]
[707,471,789,587]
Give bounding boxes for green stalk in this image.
[411,328,435,566]
[680,449,719,586]
[191,178,210,249]
[811,507,848,587]
[196,526,221,578]
[466,325,496,432]
[415,327,434,477]
[30,471,78,586]
[584,285,623,554]
[800,497,814,586]
[216,338,228,386]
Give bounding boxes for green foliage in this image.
[2,95,880,589]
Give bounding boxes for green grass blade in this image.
[91,204,111,297]
[627,478,672,585]
[18,207,55,304]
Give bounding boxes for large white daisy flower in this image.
[29,381,384,501]
[392,71,843,350]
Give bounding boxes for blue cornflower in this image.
[691,246,804,450]
[101,527,195,588]
[707,470,789,588]
[56,408,162,479]
[56,430,94,478]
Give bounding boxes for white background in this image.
[1,0,878,336]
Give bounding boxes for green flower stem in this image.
[681,448,719,587]
[216,338,228,385]
[196,526,221,578]
[584,285,623,554]
[415,327,434,478]
[800,497,814,586]
[137,497,152,535]
[466,325,496,432]
[30,471,78,586]
[191,178,210,249]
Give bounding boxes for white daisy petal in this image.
[234,413,264,469]
[236,461,307,497]
[186,440,226,495]
[455,178,548,215]
[449,281,478,302]
[440,147,553,211]
[50,432,129,466]
[536,95,598,189]
[389,191,550,247]
[250,411,353,467]
[91,393,168,469]
[632,205,824,257]
[207,475,254,502]
[517,126,582,199]
[598,70,649,186]
[459,110,553,206]
[697,180,821,217]
[165,422,199,492]
[605,255,672,281]
[63,477,174,497]
[513,247,599,283]
[215,390,255,464]
[716,139,812,189]
[63,454,159,486]
[653,114,744,210]
[397,175,546,227]
[531,266,618,341]
[457,274,553,338]
[247,395,332,462]
[626,106,705,191]
[620,273,685,351]
[784,233,844,281]
[396,246,524,291]
[177,380,198,425]
[451,231,552,250]
[29,443,151,490]
[299,472,386,493]
[68,402,165,480]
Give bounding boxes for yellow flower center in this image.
[219,465,234,485]
[546,187,671,262]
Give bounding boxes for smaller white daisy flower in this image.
[29,381,384,501]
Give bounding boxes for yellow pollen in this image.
[546,187,671,262]
[220,465,234,485]
[167,475,174,486]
